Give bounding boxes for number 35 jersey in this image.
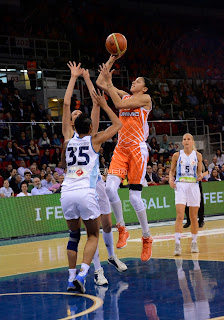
[176,150,198,183]
[62,134,99,192]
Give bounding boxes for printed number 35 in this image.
[68,146,90,166]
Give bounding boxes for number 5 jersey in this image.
[62,134,99,192]
[176,150,198,183]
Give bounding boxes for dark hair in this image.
[75,114,92,134]
[143,77,151,94]
[20,181,28,190]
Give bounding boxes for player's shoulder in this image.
[196,151,202,159]
[172,151,180,160]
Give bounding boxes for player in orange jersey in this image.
[96,55,153,261]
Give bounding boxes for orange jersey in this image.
[118,95,151,146]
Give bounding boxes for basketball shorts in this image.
[108,142,148,184]
[175,182,200,207]
[60,188,100,221]
[96,178,111,215]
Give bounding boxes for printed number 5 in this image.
[186,165,190,173]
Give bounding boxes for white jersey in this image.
[62,134,99,192]
[176,150,198,183]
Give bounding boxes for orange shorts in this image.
[108,143,148,184]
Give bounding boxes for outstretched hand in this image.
[92,89,108,109]
[67,61,83,78]
[99,64,115,83]
[82,69,90,80]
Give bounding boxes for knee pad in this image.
[67,229,80,252]
[129,189,145,212]
[105,175,121,203]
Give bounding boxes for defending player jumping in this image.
[96,55,153,261]
[169,133,203,256]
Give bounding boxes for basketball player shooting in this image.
[96,54,153,262]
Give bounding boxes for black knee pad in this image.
[129,184,143,191]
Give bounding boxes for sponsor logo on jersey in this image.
[120,111,139,117]
[67,166,87,179]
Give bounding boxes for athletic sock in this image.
[103,230,115,258]
[193,260,200,270]
[79,263,90,277]
[68,268,76,282]
[92,245,101,271]
[191,233,198,243]
[136,209,150,238]
[175,233,182,244]
[111,200,125,226]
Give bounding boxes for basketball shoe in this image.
[174,243,182,256]
[73,274,87,294]
[141,236,153,261]
[191,242,199,253]
[108,255,128,272]
[94,267,108,286]
[116,224,130,249]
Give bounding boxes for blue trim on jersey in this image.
[193,155,197,178]
[90,136,100,155]
[176,152,181,181]
[72,131,77,138]
[90,157,99,188]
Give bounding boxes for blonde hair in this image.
[183,133,197,151]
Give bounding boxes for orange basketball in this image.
[105,33,127,56]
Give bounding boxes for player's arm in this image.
[100,64,151,110]
[61,141,69,168]
[92,90,122,151]
[82,69,100,136]
[169,152,179,189]
[96,55,127,98]
[62,61,83,140]
[197,152,203,181]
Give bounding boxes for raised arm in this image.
[91,90,122,152]
[99,64,151,110]
[62,61,83,140]
[96,55,127,98]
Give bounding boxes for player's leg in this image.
[106,147,129,249]
[128,144,153,261]
[183,206,191,228]
[97,178,127,271]
[198,181,205,227]
[188,183,200,253]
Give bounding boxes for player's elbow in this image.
[114,102,123,109]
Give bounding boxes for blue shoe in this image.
[67,280,77,292]
[73,274,86,294]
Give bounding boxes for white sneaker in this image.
[174,243,182,256]
[94,267,108,286]
[191,242,199,253]
[108,255,128,272]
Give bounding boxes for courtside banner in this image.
[0,182,223,239]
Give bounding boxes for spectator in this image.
[220,165,224,180]
[48,174,64,193]
[41,173,54,189]
[99,157,107,173]
[40,169,46,181]
[17,160,31,178]
[0,179,14,198]
[23,171,34,193]
[16,181,32,197]
[156,168,164,184]
[13,142,30,161]
[40,149,51,166]
[52,171,59,183]
[208,156,218,174]
[7,168,17,182]
[188,91,199,106]
[159,134,176,156]
[0,146,6,163]
[153,105,165,119]
[216,149,224,166]
[36,104,47,121]
[31,177,52,195]
[145,165,159,185]
[18,131,30,149]
[208,169,221,181]
[38,131,51,149]
[9,174,22,194]
[160,174,170,185]
[52,147,61,166]
[51,133,62,149]
[30,163,39,177]
[54,161,64,175]
[3,164,13,179]
[0,174,3,187]
[149,137,160,154]
[0,111,9,139]
[46,166,52,176]
[5,141,17,161]
[15,100,26,122]
[152,163,158,174]
[27,139,40,163]
[158,154,165,167]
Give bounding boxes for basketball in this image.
[105,33,127,56]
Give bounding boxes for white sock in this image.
[191,234,198,243]
[103,230,115,258]
[177,269,186,280]
[136,209,150,238]
[175,233,182,244]
[68,268,76,282]
[193,260,200,270]
[79,263,90,277]
[111,200,125,226]
[92,245,101,271]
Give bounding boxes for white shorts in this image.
[96,178,111,215]
[175,182,200,207]
[60,188,100,221]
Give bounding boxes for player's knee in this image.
[129,189,145,212]
[102,222,112,233]
[67,229,80,252]
[105,175,120,202]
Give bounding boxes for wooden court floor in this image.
[1,217,224,278]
